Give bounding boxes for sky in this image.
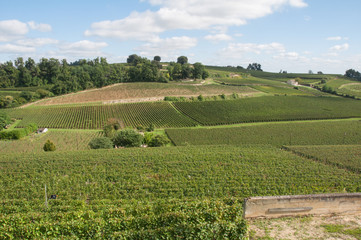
[0,0,360,74]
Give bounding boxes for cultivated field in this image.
[7,102,198,129]
[33,81,259,106]
[173,96,361,125]
[0,129,102,153]
[166,119,361,146]
[1,65,361,239]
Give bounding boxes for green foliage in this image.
[153,55,161,62]
[166,120,361,147]
[113,129,143,147]
[19,91,34,101]
[0,199,248,239]
[173,96,361,126]
[143,132,154,145]
[0,145,360,200]
[43,139,56,151]
[177,56,188,65]
[146,123,155,132]
[8,102,197,129]
[0,123,37,140]
[89,137,114,149]
[285,145,361,173]
[0,111,11,130]
[35,89,52,98]
[148,134,170,147]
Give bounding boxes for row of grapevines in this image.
[0,198,247,239]
[7,102,197,129]
[165,120,361,146]
[173,96,361,126]
[284,145,361,173]
[0,145,360,201]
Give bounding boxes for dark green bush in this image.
[113,129,143,147]
[89,137,114,149]
[43,140,56,151]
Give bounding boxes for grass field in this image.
[0,129,102,153]
[173,96,361,125]
[33,82,259,106]
[166,119,361,146]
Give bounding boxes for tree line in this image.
[0,55,208,108]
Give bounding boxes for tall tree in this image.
[177,56,188,65]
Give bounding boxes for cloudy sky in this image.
[0,0,360,73]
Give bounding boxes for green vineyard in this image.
[165,120,361,146]
[173,96,361,125]
[285,145,361,173]
[1,145,360,201]
[6,102,198,129]
[0,199,247,239]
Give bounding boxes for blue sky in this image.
[0,0,360,73]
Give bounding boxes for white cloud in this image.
[85,0,307,41]
[0,44,35,53]
[289,0,308,8]
[27,21,52,32]
[16,38,59,47]
[326,36,348,41]
[135,36,197,58]
[327,36,342,41]
[0,20,29,42]
[205,33,233,42]
[57,40,108,56]
[221,42,286,57]
[0,20,52,42]
[330,43,349,52]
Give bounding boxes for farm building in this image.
[287,79,299,86]
[37,128,48,134]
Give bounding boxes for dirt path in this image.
[249,214,361,239]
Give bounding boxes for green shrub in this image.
[89,137,114,149]
[43,140,56,151]
[0,123,37,140]
[113,129,143,147]
[148,134,170,147]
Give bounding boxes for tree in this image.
[0,111,11,130]
[192,62,204,79]
[113,129,143,147]
[89,137,114,149]
[148,134,170,147]
[345,69,361,81]
[247,63,262,71]
[154,56,161,62]
[177,56,188,65]
[20,91,34,101]
[43,140,56,151]
[127,54,142,66]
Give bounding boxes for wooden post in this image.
[44,184,48,209]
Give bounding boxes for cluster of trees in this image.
[0,55,209,108]
[167,57,209,81]
[345,69,361,81]
[247,63,263,71]
[89,120,170,149]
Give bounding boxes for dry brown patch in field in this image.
[33,82,259,106]
[249,214,361,240]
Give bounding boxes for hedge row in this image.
[0,123,37,140]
